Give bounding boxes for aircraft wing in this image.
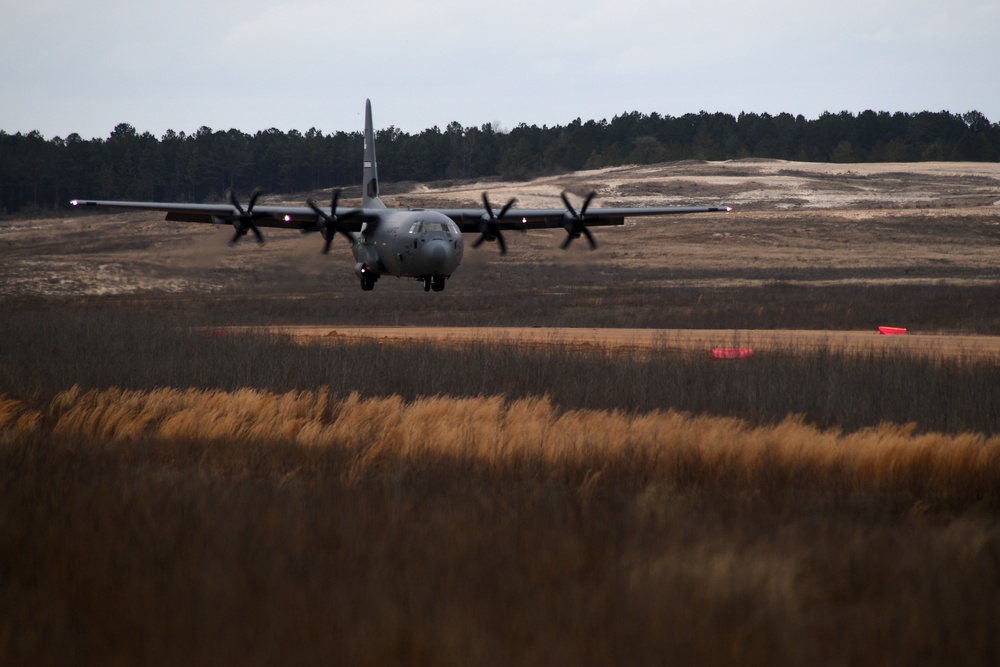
[70,199,731,236]
[72,199,729,230]
[435,205,732,233]
[70,199,375,232]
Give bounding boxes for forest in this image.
[1,108,998,215]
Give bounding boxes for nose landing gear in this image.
[423,276,447,292]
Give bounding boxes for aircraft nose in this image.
[428,240,449,268]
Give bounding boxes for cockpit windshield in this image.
[409,220,456,235]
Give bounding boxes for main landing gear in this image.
[423,275,446,292]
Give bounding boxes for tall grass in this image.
[3,388,999,666]
[4,305,1000,665]
[6,274,1000,333]
[2,308,998,434]
[6,387,998,504]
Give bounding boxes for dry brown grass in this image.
[4,307,1000,435]
[3,387,1000,665]
[4,161,1000,664]
[10,387,998,502]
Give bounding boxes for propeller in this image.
[473,192,518,254]
[560,191,597,250]
[306,189,358,254]
[214,188,266,245]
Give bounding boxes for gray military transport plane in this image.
[72,100,731,292]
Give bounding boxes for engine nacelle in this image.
[353,242,383,272]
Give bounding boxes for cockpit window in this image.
[409,220,455,235]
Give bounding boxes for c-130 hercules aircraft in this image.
[73,100,731,292]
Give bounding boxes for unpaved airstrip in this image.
[3,158,999,351]
[260,325,1000,360]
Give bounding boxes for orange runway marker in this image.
[711,348,754,360]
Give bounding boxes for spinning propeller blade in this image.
[214,188,266,245]
[560,191,598,250]
[474,192,519,255]
[306,189,357,254]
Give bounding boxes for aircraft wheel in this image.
[423,277,431,292]
[431,275,446,292]
[360,275,376,291]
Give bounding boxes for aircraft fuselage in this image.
[353,209,463,291]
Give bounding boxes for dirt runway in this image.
[261,326,1000,360]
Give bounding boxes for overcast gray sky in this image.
[3,0,997,140]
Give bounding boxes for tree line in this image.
[1,109,998,215]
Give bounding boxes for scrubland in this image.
[2,307,1000,665]
[4,159,1000,664]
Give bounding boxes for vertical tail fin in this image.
[362,99,385,209]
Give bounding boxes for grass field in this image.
[2,307,1000,665]
[3,387,999,665]
[3,160,1000,664]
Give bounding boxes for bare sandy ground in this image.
[4,159,1000,352]
[4,158,999,297]
[394,158,1000,210]
[262,325,1000,360]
